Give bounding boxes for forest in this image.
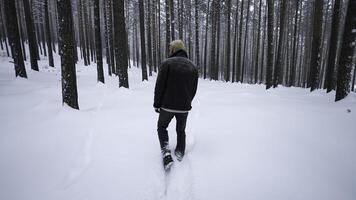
[1,1,356,199]
[1,0,355,109]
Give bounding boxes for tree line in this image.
[0,0,355,109]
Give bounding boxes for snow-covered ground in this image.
[1,54,356,200]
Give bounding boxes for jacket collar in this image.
[169,49,188,58]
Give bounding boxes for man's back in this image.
[154,49,198,111]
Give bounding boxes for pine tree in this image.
[44,0,54,67]
[266,0,274,89]
[94,0,105,83]
[324,0,341,93]
[309,0,323,91]
[274,0,287,88]
[139,0,148,81]
[57,0,79,109]
[147,0,153,76]
[203,0,210,79]
[113,0,129,88]
[335,0,356,101]
[225,0,232,82]
[195,0,200,71]
[22,0,39,71]
[165,0,171,56]
[4,0,27,78]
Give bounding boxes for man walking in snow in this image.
[154,40,198,170]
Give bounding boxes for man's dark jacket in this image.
[154,50,198,111]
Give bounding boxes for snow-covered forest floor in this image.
[1,54,356,200]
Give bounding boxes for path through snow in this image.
[1,56,356,200]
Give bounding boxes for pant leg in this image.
[157,109,174,152]
[175,112,188,154]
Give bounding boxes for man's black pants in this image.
[157,109,188,154]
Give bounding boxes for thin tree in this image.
[94,0,105,83]
[289,0,300,87]
[22,0,39,71]
[139,0,148,81]
[309,0,323,91]
[103,0,112,76]
[57,0,79,109]
[232,0,240,82]
[169,0,175,40]
[195,0,200,70]
[266,0,274,89]
[254,0,263,84]
[274,0,287,88]
[209,0,218,80]
[165,0,171,56]
[203,0,210,79]
[4,0,27,78]
[236,0,245,82]
[335,0,356,101]
[324,0,341,92]
[225,0,232,82]
[241,0,251,83]
[107,0,115,74]
[113,0,129,87]
[44,0,54,67]
[147,0,153,76]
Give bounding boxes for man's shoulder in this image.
[163,57,197,68]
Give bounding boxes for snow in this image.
[1,53,356,200]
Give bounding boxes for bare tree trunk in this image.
[22,0,39,71]
[4,0,27,78]
[335,0,356,101]
[44,0,54,67]
[94,0,104,83]
[57,0,79,109]
[266,0,274,89]
[309,0,323,91]
[139,0,148,81]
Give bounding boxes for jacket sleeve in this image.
[154,63,169,108]
[191,68,199,101]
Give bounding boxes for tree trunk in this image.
[44,0,54,67]
[309,0,323,91]
[57,0,79,109]
[139,0,148,81]
[324,0,341,92]
[94,0,104,83]
[195,0,200,69]
[225,0,231,82]
[335,0,356,101]
[266,0,274,89]
[232,0,239,82]
[147,0,153,76]
[103,0,112,76]
[22,0,39,71]
[241,0,251,83]
[169,0,175,41]
[4,0,27,78]
[113,0,129,88]
[209,0,218,80]
[165,0,171,56]
[273,0,287,88]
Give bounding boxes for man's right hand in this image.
[155,108,160,113]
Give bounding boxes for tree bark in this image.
[57,0,79,109]
[22,0,39,71]
[266,0,274,89]
[94,0,105,83]
[139,0,148,81]
[335,0,356,101]
[113,0,129,87]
